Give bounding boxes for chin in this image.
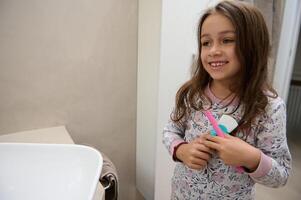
[208,73,226,80]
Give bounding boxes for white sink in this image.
[0,143,103,200]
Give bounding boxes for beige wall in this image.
[0,0,138,199]
[253,0,285,82]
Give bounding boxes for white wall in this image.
[136,0,161,199]
[273,0,301,101]
[154,1,210,199]
[137,0,212,198]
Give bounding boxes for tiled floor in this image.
[255,140,301,200]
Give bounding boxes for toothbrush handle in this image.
[204,110,244,173]
[204,111,225,138]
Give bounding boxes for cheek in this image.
[229,48,239,61]
[229,49,241,66]
[200,51,207,64]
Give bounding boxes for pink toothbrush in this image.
[204,110,244,173]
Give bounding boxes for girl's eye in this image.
[201,41,210,47]
[223,38,235,44]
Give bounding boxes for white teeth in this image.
[210,62,227,67]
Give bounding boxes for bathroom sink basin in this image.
[0,143,102,200]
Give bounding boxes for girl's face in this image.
[200,13,241,86]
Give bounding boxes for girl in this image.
[162,1,292,199]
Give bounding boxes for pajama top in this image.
[162,87,292,200]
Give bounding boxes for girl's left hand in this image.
[203,133,261,171]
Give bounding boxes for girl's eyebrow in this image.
[201,30,236,38]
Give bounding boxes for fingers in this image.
[194,151,211,160]
[183,143,212,170]
[203,140,221,151]
[196,132,210,141]
[191,140,214,155]
[194,134,223,151]
[188,163,207,170]
[195,143,214,155]
[203,133,223,143]
[191,157,207,165]
[187,158,207,170]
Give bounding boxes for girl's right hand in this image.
[176,135,213,170]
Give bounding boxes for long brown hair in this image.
[171,0,277,134]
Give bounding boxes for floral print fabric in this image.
[163,96,291,200]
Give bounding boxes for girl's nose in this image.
[209,45,222,57]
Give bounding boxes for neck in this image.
[210,80,233,100]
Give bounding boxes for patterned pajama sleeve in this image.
[162,118,186,155]
[250,99,292,187]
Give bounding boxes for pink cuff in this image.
[249,152,272,178]
[170,139,186,155]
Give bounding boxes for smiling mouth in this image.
[209,61,229,67]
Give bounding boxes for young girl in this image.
[162,1,292,199]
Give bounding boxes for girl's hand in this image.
[203,133,261,171]
[176,134,214,170]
